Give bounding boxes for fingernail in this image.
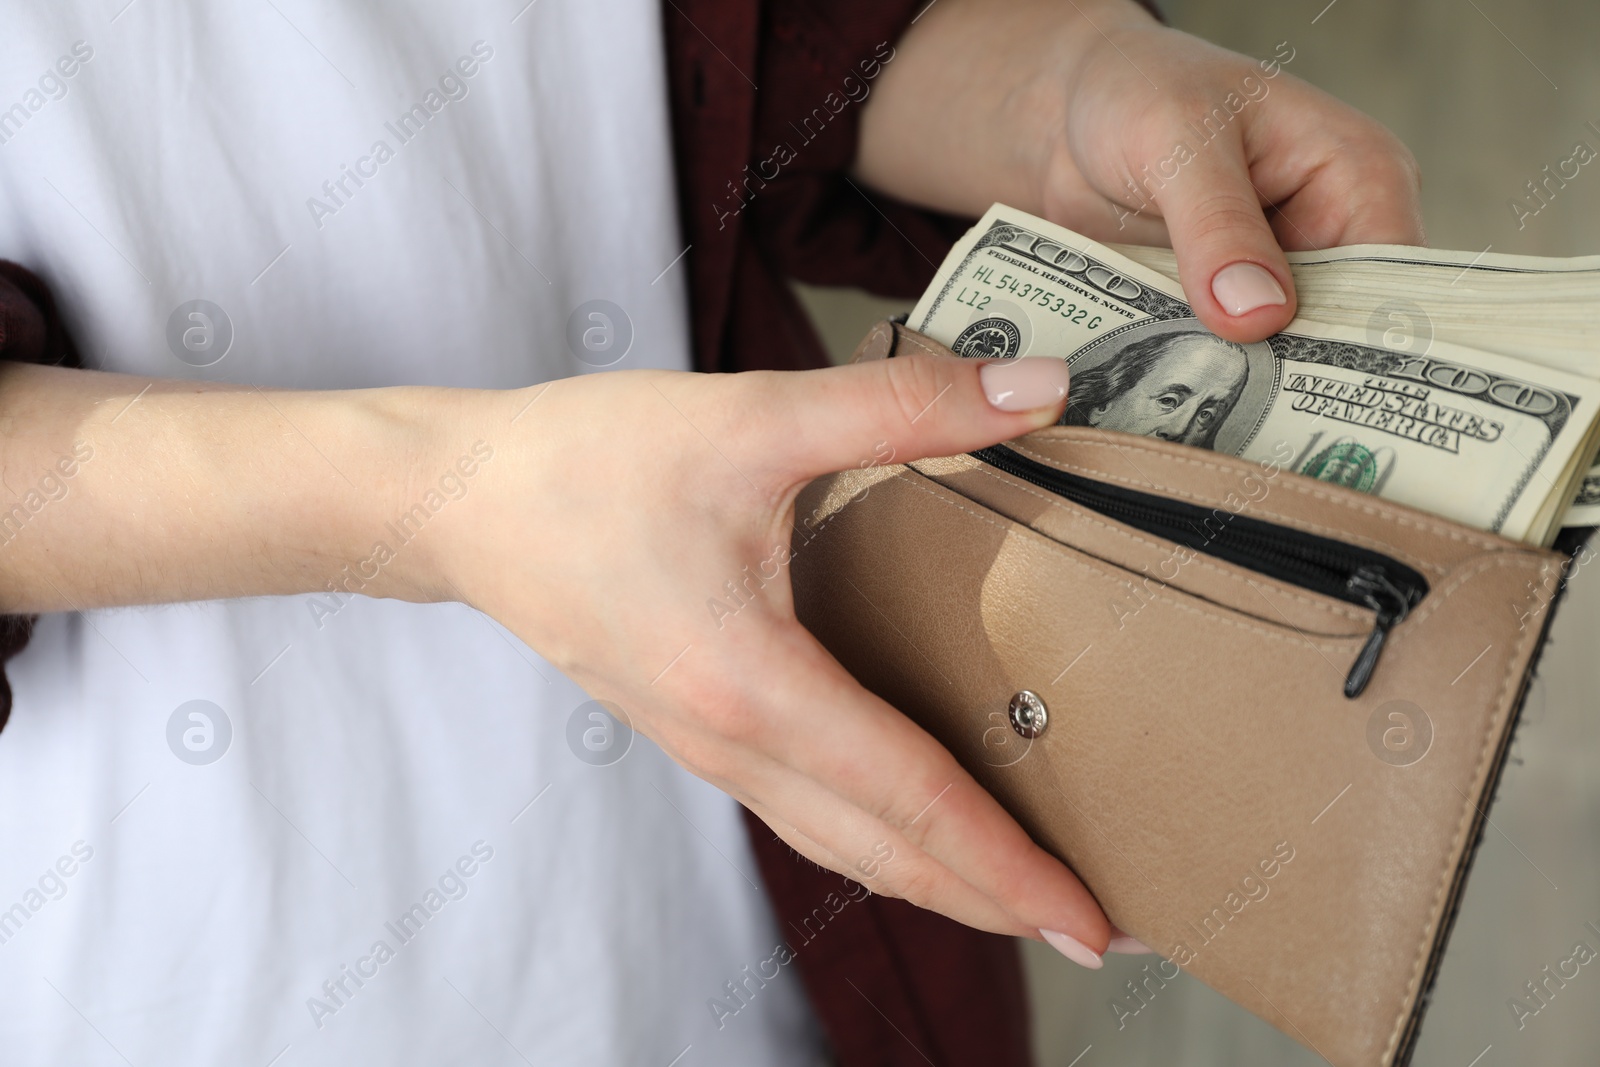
[1040,929,1103,970]
[1107,936,1154,955]
[1211,262,1287,316]
[980,357,1069,413]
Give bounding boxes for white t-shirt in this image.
[0,3,822,1064]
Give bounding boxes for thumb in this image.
[1151,142,1297,343]
[771,350,1069,483]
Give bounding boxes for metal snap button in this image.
[1008,691,1048,739]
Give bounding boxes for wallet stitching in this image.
[1008,438,1509,557]
[886,469,1359,651]
[896,332,947,360]
[853,322,894,363]
[1381,555,1556,1062]
[1386,553,1554,636]
[954,460,1372,624]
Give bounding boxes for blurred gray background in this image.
[796,1,1600,1063]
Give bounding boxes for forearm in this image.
[0,361,460,614]
[854,0,1156,218]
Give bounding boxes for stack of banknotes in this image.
[908,205,1600,545]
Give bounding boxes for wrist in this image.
[1023,2,1162,175]
[1033,8,1167,220]
[854,0,1158,218]
[323,383,493,610]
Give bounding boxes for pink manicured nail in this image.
[1040,929,1103,970]
[1107,935,1154,955]
[1211,262,1287,316]
[980,357,1069,412]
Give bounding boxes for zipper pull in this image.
[1343,566,1412,699]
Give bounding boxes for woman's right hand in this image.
[426,351,1118,966]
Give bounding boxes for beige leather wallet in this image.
[791,321,1587,1067]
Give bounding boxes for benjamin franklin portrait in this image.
[1063,329,1252,449]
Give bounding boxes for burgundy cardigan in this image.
[1,3,1188,1061]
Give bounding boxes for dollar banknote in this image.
[1111,240,1600,527]
[908,205,1600,545]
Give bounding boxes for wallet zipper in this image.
[971,444,1430,698]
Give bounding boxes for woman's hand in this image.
[0,344,1117,964]
[854,0,1426,343]
[1044,19,1425,340]
[429,353,1119,966]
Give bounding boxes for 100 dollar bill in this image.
[1110,240,1600,528]
[909,206,1600,545]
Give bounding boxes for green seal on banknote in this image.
[1302,440,1381,492]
